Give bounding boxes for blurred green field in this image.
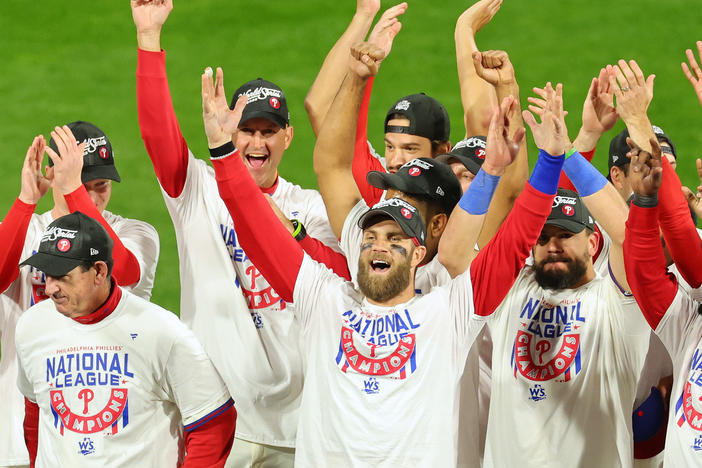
[1,0,701,315]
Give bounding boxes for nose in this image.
[252,131,265,149]
[45,276,60,296]
[545,236,563,253]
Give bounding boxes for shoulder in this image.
[16,299,59,342]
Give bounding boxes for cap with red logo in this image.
[20,211,113,277]
[545,188,595,233]
[231,78,289,129]
[358,197,426,246]
[48,121,121,184]
[435,136,487,176]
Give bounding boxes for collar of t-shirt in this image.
[260,175,280,195]
[72,282,123,325]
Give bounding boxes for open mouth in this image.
[246,154,269,169]
[370,259,391,273]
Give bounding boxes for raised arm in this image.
[132,0,190,197]
[438,95,524,277]
[682,40,702,107]
[624,137,676,330]
[0,137,48,292]
[608,59,656,151]
[681,158,702,219]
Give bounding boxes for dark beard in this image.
[534,253,589,290]
[357,253,413,303]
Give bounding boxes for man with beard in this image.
[201,53,566,465]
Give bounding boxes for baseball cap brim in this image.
[81,165,121,184]
[544,218,588,234]
[20,252,83,277]
[434,154,481,176]
[240,110,287,129]
[357,209,424,245]
[366,171,416,194]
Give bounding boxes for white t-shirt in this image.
[292,254,484,467]
[0,209,158,466]
[15,289,230,468]
[484,268,650,468]
[162,153,339,447]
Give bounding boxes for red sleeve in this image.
[24,397,39,468]
[352,77,385,206]
[558,149,595,191]
[210,143,302,302]
[182,400,236,468]
[64,187,140,286]
[136,48,189,198]
[470,183,555,315]
[0,198,36,292]
[298,235,350,280]
[624,203,678,330]
[658,158,702,288]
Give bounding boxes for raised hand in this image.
[458,0,503,34]
[628,137,662,197]
[131,0,173,51]
[348,42,386,79]
[681,158,702,217]
[607,59,655,124]
[483,95,525,176]
[523,82,568,156]
[682,41,702,106]
[472,50,516,87]
[19,136,51,205]
[45,126,87,195]
[367,2,406,60]
[202,67,247,148]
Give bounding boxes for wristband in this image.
[290,219,307,241]
[458,169,501,215]
[632,193,658,208]
[566,147,578,157]
[562,150,607,197]
[209,141,237,159]
[529,149,565,195]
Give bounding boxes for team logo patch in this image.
[401,208,412,219]
[98,147,109,159]
[57,239,71,252]
[78,436,95,455]
[269,97,280,109]
[50,388,128,434]
[476,148,486,159]
[528,384,547,402]
[562,205,575,217]
[363,377,380,395]
[408,167,421,177]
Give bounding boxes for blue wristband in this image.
[529,149,565,195]
[562,150,607,197]
[458,169,501,215]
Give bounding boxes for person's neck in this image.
[72,281,120,324]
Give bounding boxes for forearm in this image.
[298,235,351,280]
[211,143,302,302]
[624,201,678,330]
[352,77,385,206]
[622,115,656,152]
[64,187,141,286]
[136,48,189,197]
[658,158,702,287]
[0,198,35,292]
[183,402,236,468]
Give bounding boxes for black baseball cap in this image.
[651,125,676,159]
[384,94,450,142]
[49,121,121,183]
[358,197,426,246]
[608,128,631,175]
[21,211,113,277]
[435,136,487,175]
[231,78,289,129]
[546,189,595,234]
[366,158,462,215]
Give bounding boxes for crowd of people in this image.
[2,0,702,466]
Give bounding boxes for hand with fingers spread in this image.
[523,82,568,155]
[131,0,173,51]
[348,42,386,79]
[627,136,663,197]
[19,136,51,205]
[574,68,618,151]
[483,95,526,176]
[681,158,702,217]
[472,50,516,88]
[367,2,406,60]
[45,126,87,196]
[682,41,702,106]
[202,68,247,149]
[607,59,655,125]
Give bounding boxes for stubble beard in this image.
[358,253,413,303]
[534,252,589,290]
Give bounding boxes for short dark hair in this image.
[78,259,114,278]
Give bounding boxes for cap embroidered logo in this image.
[476,148,486,159]
[401,208,412,219]
[57,239,71,252]
[408,167,421,177]
[98,147,109,159]
[90,248,99,256]
[269,97,280,109]
[395,100,411,111]
[562,206,575,217]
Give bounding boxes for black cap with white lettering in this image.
[48,121,121,183]
[384,93,450,141]
[231,78,289,128]
[21,212,113,277]
[435,136,487,175]
[358,197,426,246]
[546,189,595,233]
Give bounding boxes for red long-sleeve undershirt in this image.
[352,77,385,206]
[469,183,556,316]
[64,186,140,286]
[658,158,702,288]
[624,203,678,330]
[0,198,35,292]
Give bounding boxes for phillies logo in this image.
[336,327,417,378]
[50,388,128,435]
[562,205,575,217]
[408,167,421,177]
[269,97,280,109]
[513,331,581,381]
[98,147,109,159]
[401,208,412,219]
[476,148,486,159]
[57,239,71,252]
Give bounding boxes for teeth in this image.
[372,260,390,268]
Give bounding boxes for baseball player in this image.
[15,211,235,467]
[0,125,158,468]
[203,60,567,465]
[132,1,344,465]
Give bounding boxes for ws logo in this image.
[528,384,547,402]
[78,437,95,456]
[363,377,380,395]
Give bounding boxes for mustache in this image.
[539,256,573,264]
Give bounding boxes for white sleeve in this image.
[339,199,370,284]
[113,218,160,301]
[447,269,485,349]
[161,152,214,226]
[15,346,35,403]
[655,288,702,361]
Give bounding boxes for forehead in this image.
[83,178,111,188]
[384,130,431,148]
[238,117,282,131]
[363,218,407,236]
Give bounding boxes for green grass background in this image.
[1,0,701,315]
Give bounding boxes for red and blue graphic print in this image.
[674,347,702,435]
[511,296,585,382]
[335,308,419,379]
[45,346,133,436]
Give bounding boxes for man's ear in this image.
[411,245,427,268]
[428,213,449,238]
[432,141,451,156]
[587,228,601,257]
[609,166,624,189]
[284,125,294,150]
[92,261,110,286]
